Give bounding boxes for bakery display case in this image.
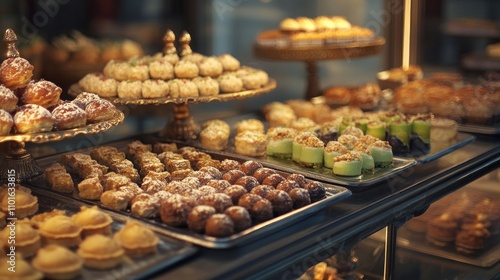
[0,1,499,279]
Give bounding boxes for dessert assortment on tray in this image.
[256,16,376,47]
[0,184,196,279]
[0,43,121,137]
[76,51,270,100]
[34,139,350,248]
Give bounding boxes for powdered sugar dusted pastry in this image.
[0,57,34,90]
[234,130,267,157]
[193,76,219,96]
[71,92,101,110]
[198,56,223,77]
[22,79,62,108]
[117,80,142,99]
[0,109,13,136]
[169,79,199,98]
[218,54,240,71]
[51,102,87,130]
[142,79,169,98]
[200,125,230,151]
[174,60,199,79]
[0,84,18,112]
[85,99,116,122]
[149,60,175,80]
[234,119,265,134]
[14,104,54,133]
[218,74,243,93]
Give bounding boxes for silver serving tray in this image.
[33,140,351,249]
[27,189,197,279]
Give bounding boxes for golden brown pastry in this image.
[39,215,82,247]
[44,163,74,193]
[85,98,116,122]
[77,176,104,200]
[51,102,87,130]
[32,244,83,280]
[30,209,66,229]
[0,109,13,136]
[113,220,159,256]
[0,256,43,280]
[0,84,18,113]
[0,219,40,257]
[0,187,38,218]
[71,206,113,238]
[77,234,125,269]
[0,57,34,90]
[21,79,62,108]
[13,104,54,134]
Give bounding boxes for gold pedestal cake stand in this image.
[253,37,385,100]
[69,30,277,141]
[0,29,125,183]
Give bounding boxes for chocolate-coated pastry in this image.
[253,167,277,184]
[265,190,293,216]
[234,175,260,192]
[223,185,248,205]
[187,205,216,233]
[262,173,285,188]
[219,159,240,174]
[222,169,246,184]
[239,160,263,176]
[198,166,223,180]
[287,173,307,187]
[160,194,196,226]
[205,213,234,237]
[205,179,231,192]
[224,206,252,232]
[238,193,273,223]
[276,179,300,193]
[198,193,233,213]
[304,181,326,202]
[288,188,311,209]
[250,185,274,198]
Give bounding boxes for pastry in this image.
[430,117,457,154]
[198,56,223,77]
[168,78,199,98]
[234,119,265,134]
[187,205,217,233]
[30,209,66,229]
[238,193,273,223]
[276,179,300,193]
[0,109,13,136]
[455,222,491,254]
[341,126,364,139]
[323,86,353,106]
[218,74,243,93]
[279,18,301,33]
[219,159,241,174]
[295,133,324,169]
[0,57,34,90]
[292,131,315,163]
[77,176,104,200]
[14,104,54,134]
[223,185,248,205]
[288,188,311,209]
[234,130,267,157]
[51,102,87,130]
[117,80,142,99]
[0,84,18,113]
[85,98,116,122]
[0,255,43,280]
[149,59,175,80]
[94,75,119,98]
[39,215,82,247]
[351,83,381,110]
[252,167,277,184]
[224,206,252,232]
[304,181,327,202]
[174,60,199,79]
[250,185,274,198]
[142,79,169,98]
[353,142,375,174]
[262,173,285,188]
[0,219,40,257]
[198,193,233,213]
[332,151,363,177]
[222,169,246,184]
[289,117,317,132]
[78,234,125,269]
[234,175,260,192]
[44,163,74,193]
[0,187,38,218]
[193,76,220,96]
[200,125,230,151]
[32,244,83,279]
[113,220,159,256]
[323,141,348,169]
[71,92,101,110]
[287,173,307,188]
[426,213,458,247]
[160,194,196,226]
[181,52,205,63]
[71,205,113,238]
[368,140,393,168]
[100,189,131,211]
[218,54,240,71]
[394,87,428,114]
[265,190,293,216]
[204,213,235,237]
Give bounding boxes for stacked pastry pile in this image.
[322,82,382,110]
[0,55,118,135]
[406,189,499,254]
[0,184,160,279]
[44,140,328,237]
[78,52,269,99]
[256,16,375,47]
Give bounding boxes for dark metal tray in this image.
[25,188,197,280]
[457,123,500,135]
[32,140,351,249]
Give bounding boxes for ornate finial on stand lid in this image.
[163,29,177,55]
[179,31,192,57]
[4,28,20,59]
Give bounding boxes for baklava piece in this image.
[44,163,74,193]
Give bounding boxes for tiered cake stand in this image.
[69,30,276,141]
[254,37,385,100]
[0,29,125,183]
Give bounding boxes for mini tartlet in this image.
[0,187,38,218]
[39,215,82,247]
[113,221,159,256]
[78,234,125,269]
[0,256,43,280]
[71,205,113,238]
[1,219,40,257]
[32,244,83,280]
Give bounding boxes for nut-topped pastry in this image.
[332,151,363,177]
[78,234,125,269]
[113,220,159,256]
[234,130,267,157]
